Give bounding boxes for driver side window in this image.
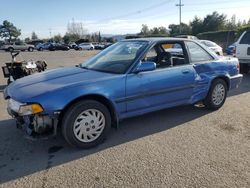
[144,47,157,62]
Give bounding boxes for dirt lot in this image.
[0,50,249,188]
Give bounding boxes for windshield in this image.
[201,40,217,47]
[80,41,148,74]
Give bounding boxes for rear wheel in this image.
[204,79,227,110]
[28,47,34,52]
[62,100,111,148]
[8,47,14,52]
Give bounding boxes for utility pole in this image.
[176,0,184,34]
[49,28,52,38]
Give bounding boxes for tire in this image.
[39,47,43,51]
[90,47,94,50]
[28,47,34,52]
[204,79,228,110]
[8,47,14,52]
[240,63,250,74]
[62,100,111,148]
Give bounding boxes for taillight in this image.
[233,46,236,57]
[237,61,240,73]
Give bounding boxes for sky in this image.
[0,0,249,39]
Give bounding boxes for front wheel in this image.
[28,47,34,52]
[62,100,111,148]
[204,79,227,110]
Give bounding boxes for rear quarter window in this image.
[240,31,250,44]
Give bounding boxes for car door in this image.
[236,31,250,59]
[125,43,196,113]
[14,42,20,50]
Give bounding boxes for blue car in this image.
[225,43,236,55]
[4,38,243,148]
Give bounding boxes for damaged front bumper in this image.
[7,99,59,137]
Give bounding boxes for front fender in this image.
[28,79,126,118]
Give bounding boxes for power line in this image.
[185,0,250,6]
[99,0,174,22]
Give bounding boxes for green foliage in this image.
[140,24,150,35]
[53,34,62,43]
[31,31,38,40]
[63,33,81,43]
[190,16,205,35]
[139,24,169,36]
[169,23,191,36]
[0,20,21,42]
[24,37,30,43]
[236,24,250,38]
[202,11,226,32]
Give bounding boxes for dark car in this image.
[48,43,70,51]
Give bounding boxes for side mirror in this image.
[134,61,156,73]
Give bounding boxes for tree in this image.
[202,11,226,32]
[151,27,160,35]
[169,23,191,36]
[225,15,237,30]
[63,33,81,42]
[63,34,70,44]
[53,34,62,43]
[31,31,38,40]
[24,37,30,43]
[140,24,150,35]
[157,26,169,35]
[139,25,169,36]
[67,19,88,39]
[190,16,204,35]
[0,20,21,42]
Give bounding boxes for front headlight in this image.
[19,104,43,116]
[8,99,43,116]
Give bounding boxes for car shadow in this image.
[0,105,211,183]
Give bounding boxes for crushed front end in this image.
[6,98,58,137]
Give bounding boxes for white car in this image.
[2,41,34,52]
[77,43,94,50]
[200,40,223,56]
[235,30,250,74]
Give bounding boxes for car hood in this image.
[5,66,115,101]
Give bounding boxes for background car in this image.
[68,42,77,49]
[48,43,70,51]
[175,35,199,40]
[199,40,223,56]
[225,43,236,55]
[235,30,250,74]
[36,43,51,51]
[2,41,34,52]
[76,43,94,50]
[94,43,105,50]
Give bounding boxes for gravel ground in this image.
[0,50,249,188]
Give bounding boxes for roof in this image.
[122,37,192,42]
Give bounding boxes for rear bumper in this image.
[229,74,243,90]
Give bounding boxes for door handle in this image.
[182,69,190,74]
